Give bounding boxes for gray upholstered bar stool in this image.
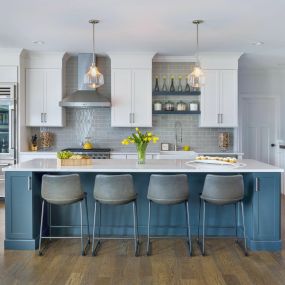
[198,174,248,256]
[92,174,139,256]
[146,174,192,256]
[39,174,90,256]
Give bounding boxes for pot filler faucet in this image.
[175,121,182,151]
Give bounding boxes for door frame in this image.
[238,94,280,165]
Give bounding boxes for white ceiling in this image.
[1,0,285,58]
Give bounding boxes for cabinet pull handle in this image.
[44,113,47,123]
[129,113,132,124]
[255,177,259,192]
[221,114,223,124]
[217,114,219,124]
[41,113,43,123]
[132,113,135,124]
[27,176,32,191]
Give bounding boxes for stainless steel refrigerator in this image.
[0,83,17,199]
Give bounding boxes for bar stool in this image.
[146,174,192,256]
[92,174,139,256]
[198,174,248,256]
[38,174,90,256]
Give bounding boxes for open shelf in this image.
[152,91,201,96]
[153,110,201,115]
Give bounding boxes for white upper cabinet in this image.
[200,69,238,127]
[199,53,241,128]
[24,52,66,127]
[109,53,154,127]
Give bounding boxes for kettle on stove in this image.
[82,137,94,150]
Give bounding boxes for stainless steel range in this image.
[62,148,111,159]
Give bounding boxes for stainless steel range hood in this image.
[59,54,111,108]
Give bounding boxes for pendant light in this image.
[84,19,104,89]
[188,20,204,89]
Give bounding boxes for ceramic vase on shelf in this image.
[154,76,160,92]
[162,76,168,92]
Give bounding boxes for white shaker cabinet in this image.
[24,51,66,127]
[109,53,154,127]
[200,69,238,127]
[25,68,65,127]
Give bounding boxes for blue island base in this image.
[4,172,282,251]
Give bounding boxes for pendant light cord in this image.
[92,22,95,64]
[196,22,199,63]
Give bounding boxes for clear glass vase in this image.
[136,143,148,164]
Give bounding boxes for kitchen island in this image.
[4,159,283,251]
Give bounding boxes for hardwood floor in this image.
[1,198,285,285]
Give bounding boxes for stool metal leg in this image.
[92,201,101,256]
[241,201,248,256]
[202,200,206,256]
[197,197,201,242]
[234,203,238,243]
[84,196,90,244]
[146,200,151,256]
[80,201,85,256]
[38,200,45,256]
[185,201,192,256]
[132,201,139,256]
[49,203,52,241]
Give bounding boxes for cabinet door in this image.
[45,69,64,126]
[252,173,280,241]
[25,69,45,126]
[132,69,152,127]
[5,172,33,239]
[219,70,238,127]
[200,70,220,127]
[111,69,133,127]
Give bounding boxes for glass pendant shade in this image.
[188,63,205,89]
[84,19,104,89]
[187,20,204,89]
[84,62,104,88]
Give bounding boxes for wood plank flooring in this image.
[1,197,285,285]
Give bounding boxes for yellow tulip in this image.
[147,132,152,136]
[135,127,139,132]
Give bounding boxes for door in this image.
[26,69,45,126]
[132,69,152,127]
[200,70,220,127]
[241,97,276,164]
[45,69,63,126]
[220,70,238,127]
[111,69,133,127]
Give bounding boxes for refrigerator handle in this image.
[9,107,15,150]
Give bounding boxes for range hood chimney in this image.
[59,54,111,108]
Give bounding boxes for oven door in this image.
[0,160,13,198]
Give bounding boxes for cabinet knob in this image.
[271,143,276,147]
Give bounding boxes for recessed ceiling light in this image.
[252,41,264,46]
[32,40,45,45]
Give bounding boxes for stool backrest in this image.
[94,174,135,201]
[41,174,83,202]
[202,174,244,203]
[147,174,189,201]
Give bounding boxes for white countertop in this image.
[4,159,283,173]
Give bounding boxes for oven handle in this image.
[0,163,10,167]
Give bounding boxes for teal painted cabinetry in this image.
[5,172,41,249]
[251,173,281,250]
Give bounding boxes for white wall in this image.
[238,54,285,194]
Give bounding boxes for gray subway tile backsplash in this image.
[31,56,233,153]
